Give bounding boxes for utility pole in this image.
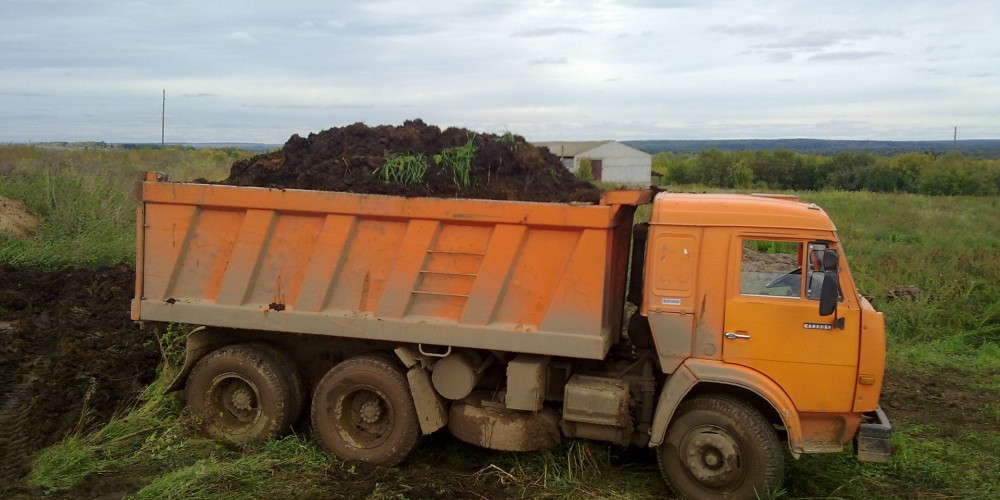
[161,89,166,146]
[953,126,957,149]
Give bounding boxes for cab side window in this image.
[740,240,802,298]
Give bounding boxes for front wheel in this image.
[311,352,419,466]
[658,395,784,499]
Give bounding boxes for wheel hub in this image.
[681,426,744,488]
[211,373,261,425]
[359,399,383,424]
[231,387,254,411]
[337,387,394,448]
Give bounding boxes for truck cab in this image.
[636,192,890,496]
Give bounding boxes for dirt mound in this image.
[0,196,39,237]
[222,120,603,203]
[0,265,160,488]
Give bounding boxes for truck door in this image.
[722,237,860,412]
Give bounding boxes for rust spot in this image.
[164,298,176,304]
[360,272,371,310]
[268,302,286,311]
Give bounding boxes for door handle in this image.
[725,332,751,340]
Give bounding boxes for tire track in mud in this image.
[0,266,160,491]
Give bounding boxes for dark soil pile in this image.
[222,120,603,203]
[0,265,160,487]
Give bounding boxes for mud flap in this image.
[855,405,892,463]
[395,346,447,434]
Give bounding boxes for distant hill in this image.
[624,139,1000,159]
[25,142,281,152]
[23,139,1000,158]
[127,142,282,152]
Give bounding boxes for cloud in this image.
[527,57,567,65]
[1,0,998,142]
[924,44,963,53]
[616,0,697,8]
[753,29,898,50]
[968,73,994,78]
[808,51,890,62]
[511,27,588,38]
[0,91,48,98]
[767,52,794,63]
[710,24,780,37]
[226,31,257,45]
[245,103,373,110]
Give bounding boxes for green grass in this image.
[434,134,477,188]
[379,153,429,187]
[133,437,335,499]
[29,367,188,492]
[0,145,241,268]
[3,151,997,497]
[786,418,1000,498]
[809,191,1000,352]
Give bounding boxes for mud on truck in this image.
[132,172,891,498]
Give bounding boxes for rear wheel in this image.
[311,352,419,466]
[658,395,784,499]
[186,343,299,444]
[248,342,308,427]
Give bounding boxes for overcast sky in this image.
[2,0,998,143]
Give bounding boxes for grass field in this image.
[2,146,997,498]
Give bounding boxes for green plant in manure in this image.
[499,130,517,143]
[434,134,477,188]
[379,153,428,186]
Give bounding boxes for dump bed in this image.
[132,172,650,359]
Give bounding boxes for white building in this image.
[533,141,652,185]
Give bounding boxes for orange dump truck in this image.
[133,172,891,498]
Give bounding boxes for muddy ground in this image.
[0,266,160,489]
[0,264,996,498]
[221,120,604,203]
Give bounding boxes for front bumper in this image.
[854,405,892,462]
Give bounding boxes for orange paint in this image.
[134,174,887,454]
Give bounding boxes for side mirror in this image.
[822,249,839,272]
[819,271,839,316]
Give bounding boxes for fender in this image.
[648,358,805,456]
[166,326,238,392]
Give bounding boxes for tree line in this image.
[629,139,1000,158]
[654,149,1000,196]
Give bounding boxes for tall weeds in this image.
[0,145,242,268]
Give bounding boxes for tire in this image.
[185,343,299,444]
[311,352,419,466]
[657,395,784,500]
[247,342,308,428]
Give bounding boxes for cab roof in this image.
[650,192,837,231]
